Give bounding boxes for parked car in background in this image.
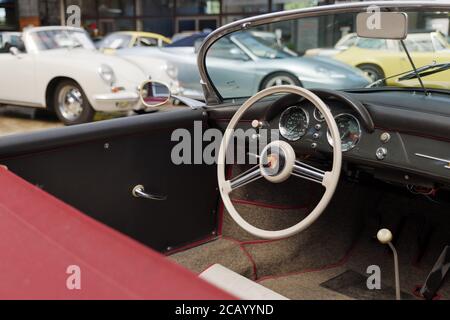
[167,32,210,48]
[97,31,171,54]
[307,31,450,87]
[0,26,148,125]
[119,31,371,100]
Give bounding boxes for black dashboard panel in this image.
[208,89,450,187]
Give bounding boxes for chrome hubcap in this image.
[265,75,296,88]
[58,86,83,121]
[363,69,380,82]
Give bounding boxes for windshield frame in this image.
[197,1,450,105]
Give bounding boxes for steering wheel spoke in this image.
[292,160,329,187]
[228,165,263,192]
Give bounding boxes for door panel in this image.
[0,52,36,104]
[0,109,219,252]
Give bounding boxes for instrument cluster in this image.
[278,104,362,152]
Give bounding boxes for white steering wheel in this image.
[218,86,342,240]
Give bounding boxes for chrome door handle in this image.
[132,185,167,201]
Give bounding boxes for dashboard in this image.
[209,89,450,189]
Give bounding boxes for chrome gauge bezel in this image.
[314,108,326,122]
[279,106,310,142]
[327,113,362,152]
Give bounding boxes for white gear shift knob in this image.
[377,228,400,300]
[377,229,393,244]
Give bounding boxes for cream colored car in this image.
[0,27,148,125]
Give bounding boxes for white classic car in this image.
[0,26,148,125]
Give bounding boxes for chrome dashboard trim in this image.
[415,153,450,170]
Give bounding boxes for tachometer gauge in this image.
[279,106,309,141]
[327,114,361,152]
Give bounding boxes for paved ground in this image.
[0,106,63,137]
[0,104,187,138]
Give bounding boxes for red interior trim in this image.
[0,167,235,300]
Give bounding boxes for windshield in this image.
[205,9,450,100]
[233,32,292,59]
[99,33,132,49]
[31,29,96,51]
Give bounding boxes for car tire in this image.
[261,72,302,89]
[53,80,95,125]
[357,64,385,83]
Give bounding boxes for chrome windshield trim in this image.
[197,1,450,105]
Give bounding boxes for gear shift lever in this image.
[377,229,401,300]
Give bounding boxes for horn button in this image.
[260,141,296,183]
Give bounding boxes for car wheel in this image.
[358,64,385,83]
[53,81,95,125]
[261,72,301,89]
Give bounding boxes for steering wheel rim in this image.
[218,85,342,240]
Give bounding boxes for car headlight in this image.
[98,64,116,85]
[163,63,178,79]
[316,66,347,79]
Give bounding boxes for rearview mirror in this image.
[139,81,171,108]
[356,11,408,40]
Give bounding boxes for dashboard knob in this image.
[380,132,391,144]
[252,120,263,129]
[376,147,388,160]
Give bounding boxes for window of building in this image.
[176,0,220,15]
[98,0,135,17]
[0,0,18,30]
[222,0,268,14]
[142,17,174,36]
[141,0,174,16]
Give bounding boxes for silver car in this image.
[119,31,371,100]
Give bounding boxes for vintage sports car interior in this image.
[1,1,450,300]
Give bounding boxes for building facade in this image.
[2,0,337,35]
[2,0,448,45]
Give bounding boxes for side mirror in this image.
[357,11,408,40]
[139,80,171,108]
[9,47,20,57]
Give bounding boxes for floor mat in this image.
[259,267,352,300]
[321,270,414,300]
[170,238,256,280]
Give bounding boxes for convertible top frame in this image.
[197,1,450,105]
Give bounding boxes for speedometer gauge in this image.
[279,106,309,141]
[327,114,361,152]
